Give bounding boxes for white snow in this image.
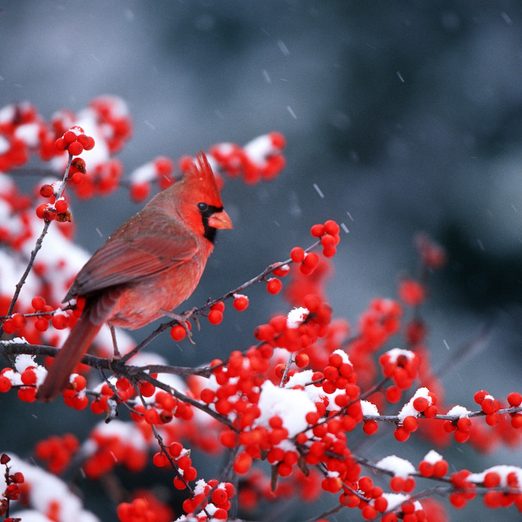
[129,162,156,184]
[0,104,15,124]
[382,493,409,511]
[87,420,148,453]
[446,405,472,418]
[2,368,21,386]
[332,348,352,365]
[398,387,432,421]
[0,173,14,192]
[95,95,130,118]
[0,135,9,154]
[0,455,99,522]
[423,450,443,464]
[15,354,37,372]
[376,455,415,478]
[243,134,275,166]
[257,380,315,437]
[1,336,28,344]
[469,465,522,487]
[361,400,380,416]
[15,123,40,147]
[285,369,347,412]
[385,348,415,363]
[74,109,110,168]
[287,307,309,328]
[193,478,207,495]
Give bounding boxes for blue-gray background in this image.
[1,1,522,520]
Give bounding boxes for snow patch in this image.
[0,455,99,522]
[469,465,522,487]
[446,405,472,418]
[385,348,415,363]
[257,380,315,437]
[286,307,309,328]
[398,387,432,421]
[376,455,415,478]
[361,400,380,416]
[15,123,40,147]
[423,450,443,464]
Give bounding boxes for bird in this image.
[38,153,232,401]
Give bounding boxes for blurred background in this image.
[1,0,522,520]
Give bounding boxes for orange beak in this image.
[208,209,233,230]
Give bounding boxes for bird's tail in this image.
[38,310,102,401]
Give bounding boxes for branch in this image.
[363,405,522,424]
[120,239,320,363]
[4,154,73,318]
[0,341,236,429]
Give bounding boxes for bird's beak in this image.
[208,209,233,229]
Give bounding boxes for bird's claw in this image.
[161,308,197,345]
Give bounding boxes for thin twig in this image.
[120,240,320,363]
[5,154,73,318]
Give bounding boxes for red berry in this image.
[394,427,410,442]
[54,137,66,151]
[324,219,340,235]
[507,392,522,407]
[36,203,48,219]
[78,134,95,150]
[2,319,16,334]
[34,317,49,331]
[31,296,45,310]
[310,224,324,237]
[269,131,286,149]
[302,252,319,270]
[399,279,425,307]
[208,309,223,325]
[68,141,84,156]
[170,324,186,342]
[233,452,252,474]
[40,184,54,198]
[55,199,68,213]
[51,314,68,330]
[290,246,305,262]
[233,295,249,311]
[413,397,428,412]
[363,420,378,435]
[266,278,283,295]
[130,182,150,202]
[295,352,309,368]
[63,130,77,144]
[474,389,488,404]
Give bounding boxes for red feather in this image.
[39,153,232,400]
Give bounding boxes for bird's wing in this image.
[65,212,198,300]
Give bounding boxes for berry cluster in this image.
[54,126,95,156]
[209,131,286,183]
[398,279,425,307]
[82,421,148,479]
[181,480,235,520]
[379,349,421,403]
[129,156,175,202]
[0,454,25,521]
[35,433,79,474]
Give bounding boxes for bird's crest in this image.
[184,152,221,204]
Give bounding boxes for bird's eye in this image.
[197,202,209,212]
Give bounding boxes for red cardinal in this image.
[39,153,232,401]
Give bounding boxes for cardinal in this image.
[39,153,232,401]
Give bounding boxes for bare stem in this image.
[4,154,73,319]
[120,240,320,363]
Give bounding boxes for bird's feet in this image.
[161,308,198,344]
